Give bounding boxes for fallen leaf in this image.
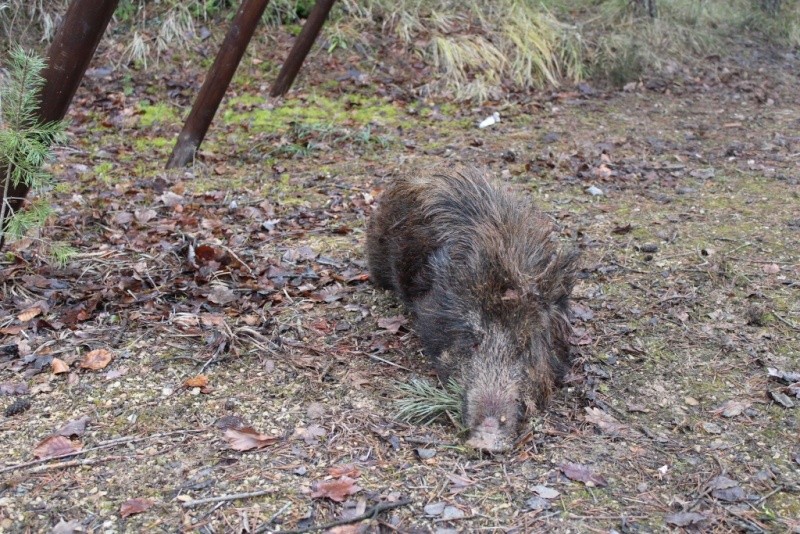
[183,375,209,388]
[311,476,362,502]
[441,506,465,520]
[0,382,29,396]
[708,476,748,502]
[328,464,360,478]
[569,326,593,345]
[33,435,81,459]
[18,305,43,322]
[377,315,407,334]
[584,407,627,434]
[223,427,278,451]
[708,475,738,490]
[532,485,560,499]
[0,325,23,335]
[80,349,113,370]
[105,367,128,380]
[52,358,69,374]
[769,390,795,408]
[207,285,236,305]
[120,498,154,518]
[416,448,436,459]
[200,313,225,327]
[713,400,750,418]
[665,511,707,527]
[134,208,157,223]
[767,367,800,384]
[56,416,91,438]
[294,424,327,445]
[51,519,83,534]
[195,244,218,262]
[113,212,134,225]
[447,473,476,489]
[702,422,723,434]
[560,462,608,487]
[525,496,551,510]
[160,191,183,207]
[570,302,594,321]
[424,502,446,516]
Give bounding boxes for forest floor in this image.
[1,28,800,534]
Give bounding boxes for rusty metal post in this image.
[166,0,272,169]
[1,0,119,246]
[269,0,336,97]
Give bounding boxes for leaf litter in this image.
[0,26,799,534]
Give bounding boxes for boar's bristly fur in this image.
[366,166,578,452]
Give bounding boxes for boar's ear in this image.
[533,248,579,307]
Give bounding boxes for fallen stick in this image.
[181,489,275,508]
[0,429,205,475]
[27,454,126,473]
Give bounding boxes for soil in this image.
[1,28,799,533]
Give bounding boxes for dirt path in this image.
[1,41,799,533]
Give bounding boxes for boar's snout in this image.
[465,416,513,452]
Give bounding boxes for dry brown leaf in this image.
[18,305,43,322]
[80,348,113,370]
[52,358,69,374]
[584,407,628,434]
[223,427,278,451]
[0,325,23,335]
[560,462,608,487]
[33,435,81,459]
[183,375,209,388]
[0,382,29,396]
[712,400,750,418]
[311,476,362,502]
[56,416,91,438]
[200,313,225,327]
[120,498,154,518]
[134,208,157,223]
[328,464,360,478]
[294,424,327,445]
[377,315,407,334]
[207,286,236,305]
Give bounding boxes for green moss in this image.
[94,161,115,186]
[286,23,302,36]
[223,93,400,134]
[137,102,180,128]
[133,136,172,153]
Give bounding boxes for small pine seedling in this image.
[394,378,464,426]
[0,45,70,260]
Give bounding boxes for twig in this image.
[181,489,275,508]
[220,245,255,277]
[773,312,800,331]
[366,352,412,372]
[0,429,204,475]
[755,485,785,504]
[259,499,412,534]
[27,454,126,473]
[252,502,292,533]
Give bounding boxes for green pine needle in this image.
[394,377,464,426]
[1,45,68,261]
